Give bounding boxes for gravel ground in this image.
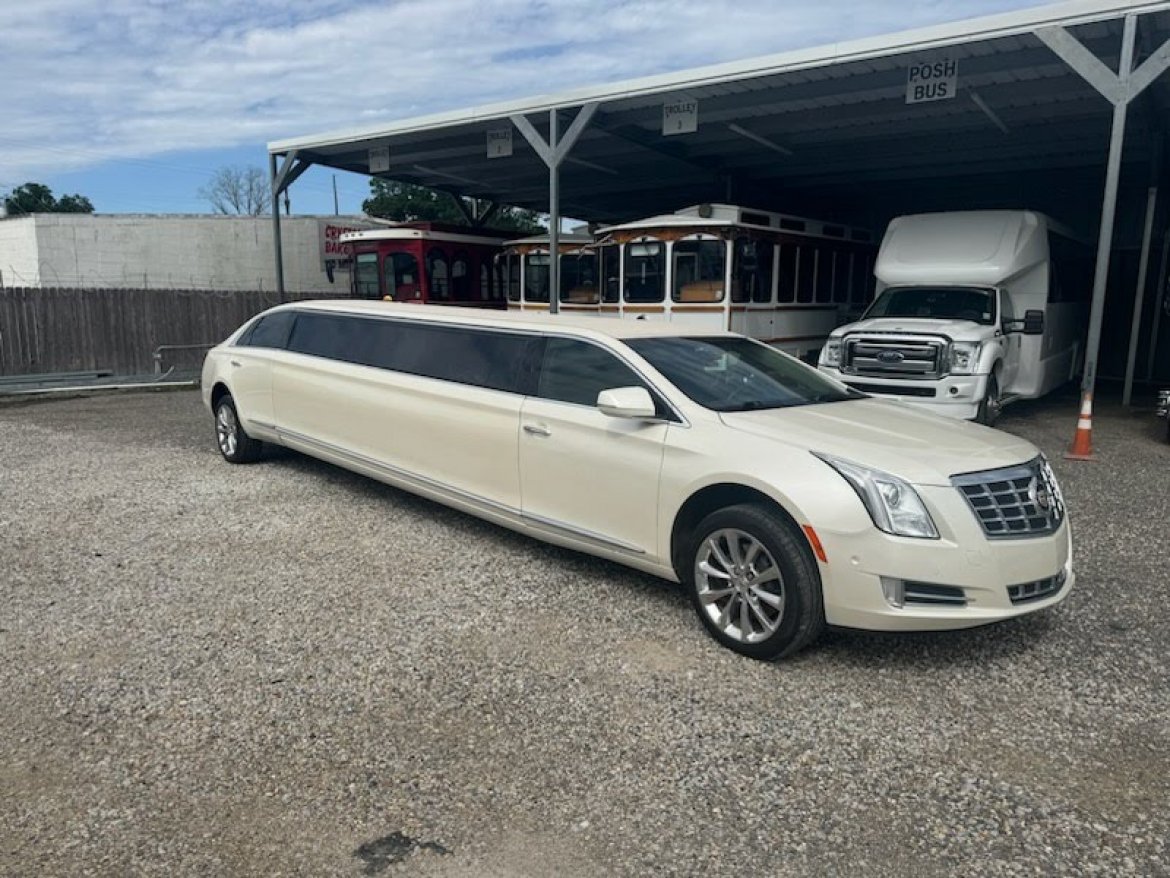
[1,387,1167,877]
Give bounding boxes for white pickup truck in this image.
[818,211,1088,425]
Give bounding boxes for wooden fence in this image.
[0,287,344,377]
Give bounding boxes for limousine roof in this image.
[280,299,734,340]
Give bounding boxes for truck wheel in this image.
[976,375,1001,427]
[686,504,824,661]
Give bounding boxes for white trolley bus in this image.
[593,204,876,359]
[500,233,599,314]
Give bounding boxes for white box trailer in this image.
[817,210,1089,424]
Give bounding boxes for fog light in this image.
[880,577,904,608]
[949,386,959,396]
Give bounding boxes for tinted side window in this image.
[390,323,535,393]
[240,311,296,350]
[538,338,646,407]
[285,312,533,394]
[287,312,366,361]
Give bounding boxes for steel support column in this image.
[1123,185,1158,404]
[511,102,599,316]
[1040,16,1136,404]
[1035,14,1170,451]
[548,109,560,313]
[269,150,311,304]
[270,153,285,303]
[1146,229,1170,380]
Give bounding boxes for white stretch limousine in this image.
[203,301,1073,660]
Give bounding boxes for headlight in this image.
[813,453,939,539]
[949,341,981,375]
[820,339,842,367]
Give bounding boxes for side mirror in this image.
[1023,309,1045,335]
[597,386,657,419]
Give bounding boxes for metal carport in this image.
[268,0,1170,451]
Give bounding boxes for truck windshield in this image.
[627,336,859,413]
[863,286,996,325]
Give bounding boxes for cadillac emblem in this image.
[1030,478,1052,512]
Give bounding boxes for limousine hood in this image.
[718,398,1037,486]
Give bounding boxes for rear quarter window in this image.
[239,311,296,349]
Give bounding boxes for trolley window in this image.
[354,253,380,298]
[672,238,725,303]
[624,240,665,303]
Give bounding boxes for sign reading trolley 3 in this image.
[906,57,958,104]
[663,99,698,135]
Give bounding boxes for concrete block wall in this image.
[0,217,42,287]
[0,214,365,293]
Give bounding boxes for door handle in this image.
[523,424,551,437]
[230,359,242,368]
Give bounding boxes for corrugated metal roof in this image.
[268,0,1170,228]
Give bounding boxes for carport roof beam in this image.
[510,103,599,314]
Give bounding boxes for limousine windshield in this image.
[628,336,857,412]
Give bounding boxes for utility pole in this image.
[333,175,339,216]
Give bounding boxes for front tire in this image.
[214,394,263,463]
[686,504,824,661]
[976,374,1001,427]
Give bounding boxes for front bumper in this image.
[814,483,1073,632]
[820,366,987,420]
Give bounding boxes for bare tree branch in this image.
[198,166,271,215]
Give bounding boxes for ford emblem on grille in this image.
[876,351,905,364]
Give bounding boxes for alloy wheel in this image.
[694,528,786,643]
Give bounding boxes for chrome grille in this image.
[842,337,944,379]
[1008,572,1066,604]
[952,457,1065,539]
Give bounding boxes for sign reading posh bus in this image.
[906,57,958,104]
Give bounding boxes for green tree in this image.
[3,182,95,215]
[363,179,542,233]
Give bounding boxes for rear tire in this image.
[685,504,824,661]
[214,393,263,463]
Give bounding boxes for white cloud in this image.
[0,0,1045,181]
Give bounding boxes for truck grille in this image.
[951,457,1065,539]
[845,381,937,398]
[842,337,944,379]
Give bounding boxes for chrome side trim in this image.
[276,427,646,556]
[520,511,646,555]
[278,427,519,519]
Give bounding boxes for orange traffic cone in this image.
[1065,390,1095,461]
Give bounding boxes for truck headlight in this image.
[949,341,981,375]
[820,339,842,367]
[813,453,939,539]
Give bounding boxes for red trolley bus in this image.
[340,222,509,307]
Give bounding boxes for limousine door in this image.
[519,338,667,559]
[230,311,297,438]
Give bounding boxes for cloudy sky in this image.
[1,0,1054,214]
